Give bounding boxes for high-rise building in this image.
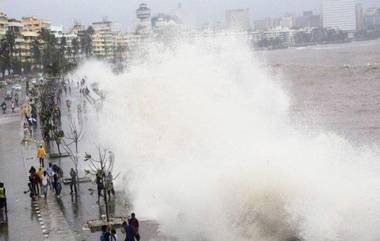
[322,0,357,31]
[21,16,50,33]
[356,3,363,31]
[225,9,250,31]
[0,12,8,37]
[363,7,380,30]
[135,3,152,34]
[91,20,127,59]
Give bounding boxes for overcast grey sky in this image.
[1,0,380,30]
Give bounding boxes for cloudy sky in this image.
[1,0,379,30]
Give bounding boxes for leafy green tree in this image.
[31,39,42,67]
[72,37,80,60]
[80,26,94,57]
[5,30,15,70]
[0,30,16,75]
[40,28,58,70]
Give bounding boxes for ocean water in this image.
[257,40,380,145]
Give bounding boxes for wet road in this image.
[0,111,43,241]
[0,81,159,241]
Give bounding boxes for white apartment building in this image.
[322,0,357,31]
[91,21,127,59]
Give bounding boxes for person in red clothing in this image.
[128,213,140,241]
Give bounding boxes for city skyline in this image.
[1,0,380,29]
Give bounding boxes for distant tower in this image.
[136,3,151,20]
[136,3,152,34]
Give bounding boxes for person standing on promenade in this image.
[41,171,49,199]
[37,144,47,167]
[46,163,54,188]
[29,166,40,196]
[123,220,136,241]
[53,173,62,198]
[129,213,140,241]
[36,167,44,196]
[70,168,77,194]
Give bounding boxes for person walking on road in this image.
[129,213,140,241]
[70,168,77,194]
[53,173,62,198]
[37,144,47,167]
[36,167,44,196]
[0,182,7,224]
[46,163,54,188]
[29,166,40,196]
[123,220,136,241]
[41,171,49,199]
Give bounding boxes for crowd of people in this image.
[96,171,115,204]
[100,213,140,241]
[21,95,38,141]
[27,157,66,200]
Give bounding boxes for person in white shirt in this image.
[41,171,49,199]
[109,229,118,241]
[46,163,54,189]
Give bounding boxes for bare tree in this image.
[84,147,118,222]
[62,119,84,187]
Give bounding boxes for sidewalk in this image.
[0,111,43,241]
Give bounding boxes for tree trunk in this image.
[103,177,110,222]
[56,142,61,155]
